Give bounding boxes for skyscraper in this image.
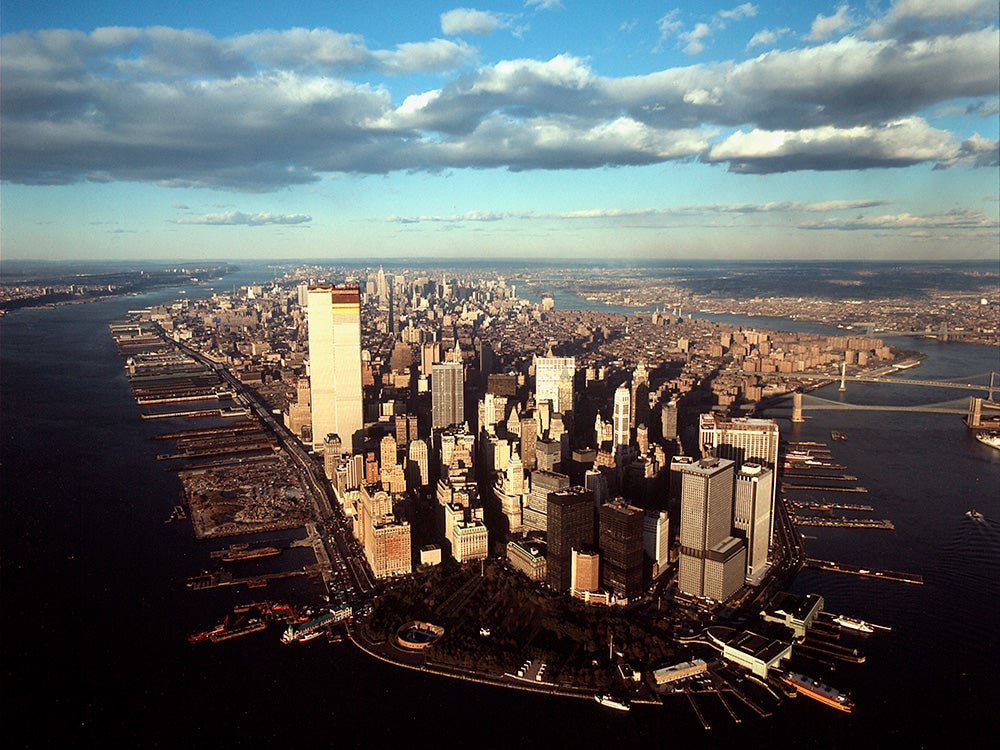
[677,456,746,601]
[613,385,631,447]
[734,463,774,582]
[307,285,363,452]
[432,361,464,430]
[699,414,780,544]
[599,499,645,601]
[535,356,575,414]
[546,486,595,592]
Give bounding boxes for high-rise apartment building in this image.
[307,285,363,452]
[676,456,746,601]
[599,499,645,601]
[432,361,464,430]
[546,487,595,592]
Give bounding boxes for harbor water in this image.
[2,270,998,748]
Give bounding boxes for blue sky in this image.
[1,1,997,261]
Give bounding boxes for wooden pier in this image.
[805,558,923,584]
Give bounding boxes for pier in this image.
[791,517,894,529]
[805,558,923,584]
[782,484,868,493]
[791,501,873,512]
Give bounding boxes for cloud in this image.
[866,0,999,38]
[797,208,998,231]
[806,5,856,41]
[661,4,759,55]
[441,9,507,36]
[704,117,965,173]
[525,0,562,9]
[746,27,790,49]
[386,198,893,223]
[1,15,997,190]
[171,211,312,225]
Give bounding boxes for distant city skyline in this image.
[1,1,997,261]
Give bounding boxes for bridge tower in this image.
[791,391,804,423]
[838,361,847,393]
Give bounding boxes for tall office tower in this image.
[481,393,507,437]
[644,509,671,579]
[394,414,409,444]
[546,487,596,592]
[536,399,551,437]
[613,385,631,447]
[523,469,569,533]
[307,285,363,452]
[535,356,575,414]
[323,433,342,480]
[284,376,312,441]
[676,456,746,601]
[699,414,780,542]
[296,282,310,308]
[495,451,525,534]
[631,361,649,429]
[585,469,609,507]
[535,439,561,472]
[636,424,649,455]
[599,499,645,601]
[571,549,601,594]
[432,361,464,430]
[520,415,537,471]
[734,463,774,582]
[421,341,441,379]
[360,483,412,579]
[407,438,429,489]
[376,265,388,304]
[662,398,678,442]
[380,434,398,474]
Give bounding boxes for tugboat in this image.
[967,508,985,522]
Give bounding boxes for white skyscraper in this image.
[734,463,774,582]
[613,385,631,447]
[307,286,363,452]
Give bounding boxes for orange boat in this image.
[781,671,855,713]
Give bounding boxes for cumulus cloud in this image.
[747,27,790,49]
[171,211,312,225]
[661,4,759,55]
[806,5,856,41]
[1,10,997,191]
[441,9,507,36]
[866,0,998,38]
[704,117,963,173]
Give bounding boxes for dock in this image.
[792,517,893,529]
[791,501,873,512]
[805,558,923,584]
[782,484,868,493]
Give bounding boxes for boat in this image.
[296,630,325,643]
[594,694,630,711]
[831,430,847,441]
[833,615,875,634]
[974,433,1000,450]
[780,671,854,713]
[221,545,281,562]
[967,509,984,521]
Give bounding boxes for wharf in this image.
[186,567,316,590]
[791,501,873,512]
[782,484,868,493]
[142,408,229,420]
[782,473,858,481]
[805,558,923,584]
[791,517,893,529]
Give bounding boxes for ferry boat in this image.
[974,433,1000,450]
[594,694,630,711]
[780,671,854,713]
[833,615,875,634]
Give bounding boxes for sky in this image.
[1,1,998,262]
